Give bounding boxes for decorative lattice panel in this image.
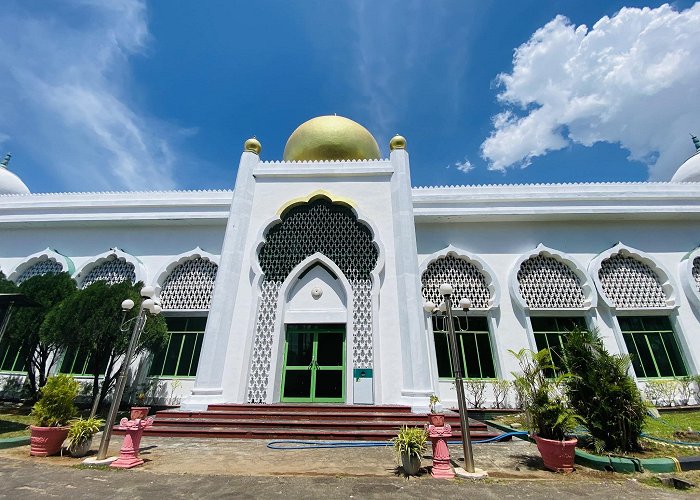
[247,281,282,403]
[81,258,136,288]
[517,255,585,308]
[692,257,700,293]
[598,254,667,308]
[421,255,491,308]
[247,199,379,403]
[351,279,373,368]
[160,258,218,310]
[16,259,63,284]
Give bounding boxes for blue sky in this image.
[1,1,699,192]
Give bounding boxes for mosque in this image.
[1,115,700,410]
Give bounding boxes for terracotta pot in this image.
[401,452,422,475]
[533,434,578,472]
[428,413,445,427]
[29,426,69,457]
[130,407,150,420]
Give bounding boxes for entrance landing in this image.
[141,404,510,441]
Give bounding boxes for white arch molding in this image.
[509,244,597,312]
[589,242,677,311]
[73,247,146,288]
[418,245,500,309]
[681,246,700,311]
[8,247,75,282]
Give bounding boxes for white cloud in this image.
[0,0,181,190]
[452,158,474,174]
[481,4,700,180]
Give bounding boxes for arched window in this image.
[597,251,686,379]
[15,259,63,284]
[80,256,135,288]
[514,250,591,374]
[421,254,496,379]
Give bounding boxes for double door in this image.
[281,324,345,403]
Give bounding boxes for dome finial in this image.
[390,134,406,151]
[692,133,700,153]
[0,153,11,169]
[244,137,262,155]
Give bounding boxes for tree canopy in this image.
[42,280,168,409]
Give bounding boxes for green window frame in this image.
[59,345,108,376]
[0,336,29,373]
[148,316,207,378]
[619,316,687,379]
[432,315,496,379]
[531,316,587,376]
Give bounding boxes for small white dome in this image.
[0,166,30,195]
[672,152,700,182]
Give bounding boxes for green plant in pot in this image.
[67,417,104,458]
[511,348,581,472]
[428,394,444,426]
[29,374,79,456]
[391,426,428,475]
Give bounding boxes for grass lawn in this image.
[0,413,32,438]
[644,409,700,440]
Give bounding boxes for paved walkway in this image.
[0,435,696,498]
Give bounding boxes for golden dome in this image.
[389,134,406,151]
[283,115,381,162]
[244,137,262,155]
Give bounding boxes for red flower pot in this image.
[428,413,445,427]
[533,435,578,472]
[29,426,69,457]
[130,407,150,420]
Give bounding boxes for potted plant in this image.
[29,374,79,456]
[391,425,428,475]
[66,417,104,457]
[511,348,581,472]
[130,390,150,420]
[428,394,444,426]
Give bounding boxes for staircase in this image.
[138,404,510,441]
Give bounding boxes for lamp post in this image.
[424,284,482,476]
[94,286,161,462]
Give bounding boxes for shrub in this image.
[492,379,511,409]
[562,328,646,453]
[67,417,104,451]
[30,374,79,427]
[463,379,486,408]
[391,426,428,461]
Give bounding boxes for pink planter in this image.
[130,407,150,420]
[534,435,578,472]
[428,413,445,427]
[29,426,69,457]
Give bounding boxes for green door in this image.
[281,324,345,403]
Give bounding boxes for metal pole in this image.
[96,305,148,460]
[0,302,15,346]
[443,293,475,473]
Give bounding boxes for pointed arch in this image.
[590,242,676,310]
[510,244,596,311]
[419,245,499,309]
[681,246,700,311]
[154,248,219,311]
[73,247,144,288]
[8,247,74,283]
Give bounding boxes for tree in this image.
[562,327,647,452]
[0,271,16,293]
[4,273,77,398]
[42,280,168,409]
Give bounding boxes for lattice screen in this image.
[421,255,491,308]
[160,258,218,310]
[598,254,667,308]
[81,257,136,288]
[247,199,378,403]
[517,255,585,308]
[16,259,63,284]
[692,257,700,293]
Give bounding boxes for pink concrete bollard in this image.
[110,417,155,469]
[428,423,455,479]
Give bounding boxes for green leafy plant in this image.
[30,374,79,427]
[67,417,104,451]
[510,348,581,441]
[562,327,646,453]
[391,426,428,461]
[428,394,440,414]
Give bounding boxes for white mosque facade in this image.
[2,116,700,410]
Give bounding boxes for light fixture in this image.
[121,299,135,311]
[458,297,472,310]
[423,301,436,314]
[439,283,454,296]
[140,286,156,299]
